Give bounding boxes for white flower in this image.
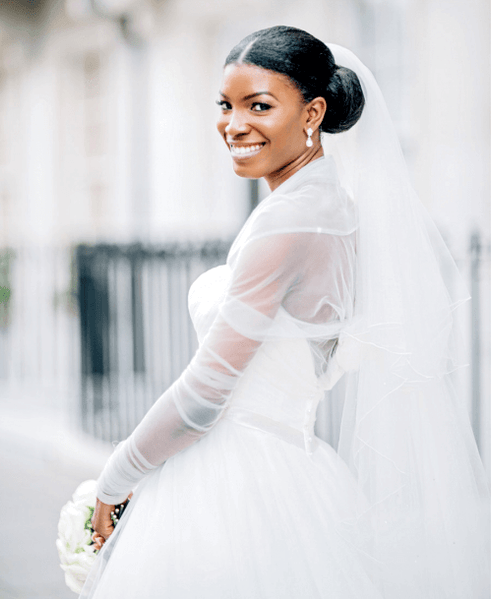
[56,479,98,594]
[73,479,98,506]
[58,501,91,552]
[60,550,96,595]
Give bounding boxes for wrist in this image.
[96,487,132,505]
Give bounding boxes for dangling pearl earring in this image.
[306,128,313,148]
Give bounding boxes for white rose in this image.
[61,551,97,595]
[62,564,86,595]
[57,501,72,540]
[57,502,77,551]
[72,479,97,506]
[56,537,71,565]
[61,502,90,553]
[57,479,100,594]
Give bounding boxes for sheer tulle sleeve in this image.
[96,230,338,504]
[96,158,356,504]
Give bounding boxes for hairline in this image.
[223,59,311,105]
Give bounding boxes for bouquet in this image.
[56,479,99,594]
[56,480,130,594]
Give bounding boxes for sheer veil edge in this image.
[326,44,490,599]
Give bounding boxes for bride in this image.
[83,26,489,599]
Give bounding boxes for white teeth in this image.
[230,144,263,156]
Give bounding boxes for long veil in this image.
[325,45,490,599]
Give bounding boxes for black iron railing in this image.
[75,241,231,441]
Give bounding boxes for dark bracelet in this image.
[110,498,130,526]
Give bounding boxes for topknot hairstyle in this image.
[225,26,365,134]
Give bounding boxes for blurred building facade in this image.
[0,0,489,470]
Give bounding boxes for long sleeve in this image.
[96,157,358,505]
[96,232,322,504]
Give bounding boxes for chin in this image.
[232,163,264,179]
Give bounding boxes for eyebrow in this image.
[219,91,278,102]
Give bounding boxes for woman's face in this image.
[216,63,323,190]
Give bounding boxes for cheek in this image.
[270,120,304,153]
[216,116,227,136]
[270,111,304,141]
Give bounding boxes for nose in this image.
[224,109,250,137]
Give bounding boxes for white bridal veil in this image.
[326,44,490,598]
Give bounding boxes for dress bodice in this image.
[189,264,324,439]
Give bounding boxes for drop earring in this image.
[306,128,313,148]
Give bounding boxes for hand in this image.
[91,493,133,551]
[91,499,115,551]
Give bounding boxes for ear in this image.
[304,97,326,134]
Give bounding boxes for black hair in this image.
[224,26,364,134]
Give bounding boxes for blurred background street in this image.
[0,0,489,598]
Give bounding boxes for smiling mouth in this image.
[229,143,265,158]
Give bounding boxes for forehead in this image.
[220,63,301,100]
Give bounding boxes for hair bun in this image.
[321,65,365,134]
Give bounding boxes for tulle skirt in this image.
[82,417,382,599]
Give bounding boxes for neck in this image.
[265,144,324,191]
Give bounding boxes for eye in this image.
[251,102,271,112]
[216,99,231,111]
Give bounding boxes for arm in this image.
[94,233,307,507]
[91,230,353,544]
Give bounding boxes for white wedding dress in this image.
[82,157,384,599]
[82,44,491,598]
[89,269,381,599]
[81,155,490,600]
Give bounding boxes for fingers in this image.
[91,495,132,551]
[91,532,105,551]
[91,520,114,545]
[91,524,113,550]
[91,498,116,540]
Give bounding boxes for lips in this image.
[229,143,265,158]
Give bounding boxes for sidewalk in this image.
[0,395,113,599]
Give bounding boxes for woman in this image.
[83,26,489,599]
